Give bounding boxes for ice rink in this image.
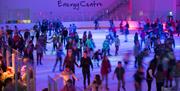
[36,29,180,91]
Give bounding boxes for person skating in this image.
[36,39,44,65]
[113,61,126,91]
[134,66,145,91]
[114,35,120,56]
[53,43,64,72]
[63,49,79,85]
[124,21,129,42]
[155,64,165,91]
[92,49,102,67]
[101,55,111,90]
[80,51,93,89]
[102,36,111,56]
[54,66,78,86]
[85,74,103,91]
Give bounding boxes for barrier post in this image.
[6,50,9,66]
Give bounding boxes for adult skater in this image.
[100,55,111,90]
[134,66,145,91]
[124,21,129,42]
[80,51,93,89]
[94,19,100,30]
[53,43,64,72]
[63,49,79,85]
[36,39,44,65]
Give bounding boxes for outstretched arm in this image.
[72,73,78,81]
[54,74,61,81]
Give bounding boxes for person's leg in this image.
[72,69,76,85]
[175,78,178,91]
[31,54,34,65]
[37,54,39,65]
[156,82,159,91]
[59,57,62,71]
[97,59,100,67]
[139,82,142,91]
[83,71,87,89]
[87,71,91,86]
[118,80,121,91]
[105,74,108,89]
[125,34,127,42]
[134,56,137,68]
[170,78,173,87]
[157,81,164,91]
[52,58,58,72]
[108,48,111,56]
[40,54,42,65]
[115,46,119,56]
[143,39,145,48]
[147,80,152,91]
[159,82,164,91]
[122,79,126,91]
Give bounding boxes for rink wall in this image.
[0,21,140,30]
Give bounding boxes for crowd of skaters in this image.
[0,17,180,91]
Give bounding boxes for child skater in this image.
[113,61,126,91]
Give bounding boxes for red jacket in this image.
[101,59,111,75]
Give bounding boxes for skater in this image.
[113,61,126,91]
[53,43,64,72]
[123,51,131,68]
[63,49,79,85]
[155,64,165,91]
[133,41,141,68]
[50,34,58,53]
[144,36,151,52]
[134,66,145,91]
[134,32,139,45]
[146,62,156,91]
[102,36,111,56]
[88,31,92,39]
[82,31,87,45]
[135,49,149,68]
[77,39,83,61]
[62,28,68,45]
[94,19,99,30]
[174,61,180,91]
[85,74,103,91]
[36,39,44,65]
[24,40,34,64]
[54,66,78,86]
[92,49,102,67]
[119,21,124,34]
[114,35,120,56]
[124,21,129,42]
[80,51,93,89]
[140,31,146,48]
[100,55,111,90]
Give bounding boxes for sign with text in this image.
[57,0,103,10]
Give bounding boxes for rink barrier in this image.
[48,75,58,91]
[0,21,142,30]
[6,48,36,91]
